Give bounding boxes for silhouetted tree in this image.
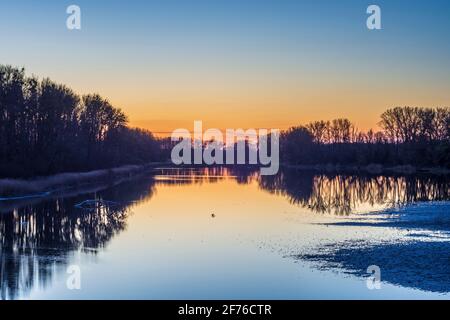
[0,65,163,177]
[1,64,449,176]
[282,107,450,168]
[280,126,315,164]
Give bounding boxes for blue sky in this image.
[1,0,449,131]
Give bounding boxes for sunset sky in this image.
[1,0,449,134]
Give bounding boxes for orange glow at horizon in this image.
[119,83,450,136]
[36,66,450,139]
[2,0,450,139]
[83,65,450,137]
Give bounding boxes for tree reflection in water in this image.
[0,167,448,298]
[259,169,449,215]
[0,176,156,300]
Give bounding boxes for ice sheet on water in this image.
[324,201,450,233]
[295,201,450,293]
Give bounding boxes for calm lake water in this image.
[1,167,449,300]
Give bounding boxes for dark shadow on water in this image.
[296,239,450,293]
[320,202,450,232]
[295,202,450,293]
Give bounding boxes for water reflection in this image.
[259,169,449,215]
[0,167,449,299]
[0,177,156,300]
[153,166,258,185]
[160,167,449,214]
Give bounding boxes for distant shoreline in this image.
[281,163,450,175]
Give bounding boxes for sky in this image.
[1,0,449,134]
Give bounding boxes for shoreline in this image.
[281,163,450,175]
[1,162,448,198]
[0,163,166,199]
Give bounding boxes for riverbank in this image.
[0,163,166,199]
[282,163,450,175]
[1,162,448,199]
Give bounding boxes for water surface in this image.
[1,167,449,299]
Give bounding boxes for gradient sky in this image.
[1,0,449,134]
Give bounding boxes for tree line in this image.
[281,107,450,168]
[1,64,449,178]
[0,65,162,177]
